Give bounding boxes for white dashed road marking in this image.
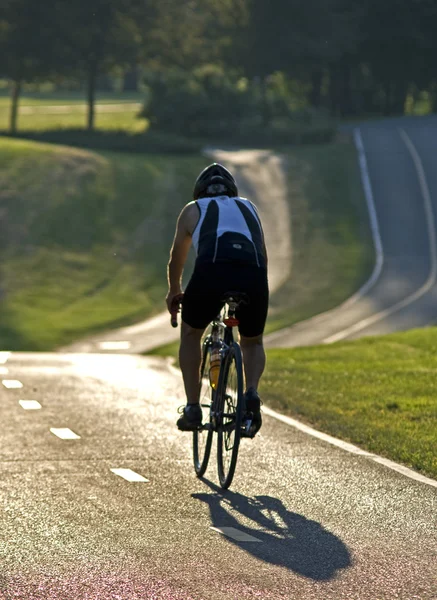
[50,428,81,440]
[110,468,149,482]
[2,380,23,389]
[210,527,262,542]
[19,400,42,410]
[0,352,10,364]
[99,341,131,350]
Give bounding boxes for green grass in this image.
[0,91,147,132]
[6,111,146,133]
[0,89,144,103]
[262,328,437,479]
[0,136,205,349]
[0,103,146,133]
[266,140,373,333]
[148,341,181,360]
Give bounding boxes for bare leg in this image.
[240,334,266,391]
[179,321,205,404]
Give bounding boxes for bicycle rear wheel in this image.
[193,337,214,477]
[216,343,244,489]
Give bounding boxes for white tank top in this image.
[191,196,266,268]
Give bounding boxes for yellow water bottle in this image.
[209,345,221,389]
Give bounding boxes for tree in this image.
[355,0,421,116]
[57,0,141,130]
[399,0,437,113]
[0,0,64,132]
[235,0,364,117]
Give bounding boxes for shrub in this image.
[142,65,259,138]
[142,66,336,145]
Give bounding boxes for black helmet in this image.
[193,163,238,200]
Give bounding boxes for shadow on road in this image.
[192,479,352,581]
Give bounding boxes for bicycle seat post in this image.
[227,298,238,318]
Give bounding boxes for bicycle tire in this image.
[216,343,244,489]
[193,337,214,477]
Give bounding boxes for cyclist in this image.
[166,163,269,436]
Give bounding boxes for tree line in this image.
[1,0,437,133]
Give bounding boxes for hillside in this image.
[0,137,205,349]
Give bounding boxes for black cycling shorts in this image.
[182,263,269,337]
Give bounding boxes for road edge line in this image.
[166,360,437,489]
[323,127,437,344]
[265,127,383,344]
[347,128,384,300]
[261,406,437,489]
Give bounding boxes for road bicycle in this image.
[171,292,252,489]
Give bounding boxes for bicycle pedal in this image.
[241,418,253,437]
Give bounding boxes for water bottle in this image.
[209,344,221,389]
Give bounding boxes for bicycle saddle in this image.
[221,291,249,305]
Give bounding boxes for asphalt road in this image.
[267,116,437,347]
[1,352,436,599]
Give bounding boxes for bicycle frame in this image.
[210,296,240,347]
[204,296,246,432]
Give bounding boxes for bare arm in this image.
[166,203,198,311]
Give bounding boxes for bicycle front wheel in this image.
[193,337,214,477]
[217,343,244,489]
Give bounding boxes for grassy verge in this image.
[0,93,147,133]
[262,328,437,479]
[0,136,205,349]
[148,341,181,361]
[0,110,147,133]
[265,140,373,332]
[0,90,145,105]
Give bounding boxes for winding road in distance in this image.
[267,115,437,347]
[1,116,437,599]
